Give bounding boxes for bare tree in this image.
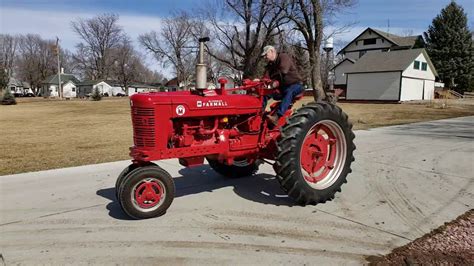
[282,0,356,101]
[140,69,165,84]
[16,34,59,93]
[139,12,195,89]
[71,13,125,80]
[198,0,289,79]
[400,29,415,37]
[111,37,142,95]
[0,34,19,91]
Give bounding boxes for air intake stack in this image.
[196,37,210,89]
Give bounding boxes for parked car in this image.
[116,92,126,97]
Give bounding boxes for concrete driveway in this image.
[1,116,473,265]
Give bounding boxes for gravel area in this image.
[368,209,474,265]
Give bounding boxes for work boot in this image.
[267,114,279,127]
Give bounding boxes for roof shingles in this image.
[43,74,80,85]
[344,48,436,75]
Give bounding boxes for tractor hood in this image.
[130,91,261,118]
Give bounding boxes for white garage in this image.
[345,49,437,101]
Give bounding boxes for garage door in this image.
[347,72,400,100]
[424,80,435,100]
[401,78,423,101]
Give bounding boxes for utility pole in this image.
[56,37,62,99]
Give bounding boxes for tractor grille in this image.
[131,107,156,147]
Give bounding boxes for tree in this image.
[90,87,102,101]
[0,34,19,91]
[71,14,125,80]
[282,0,356,101]
[199,0,289,79]
[16,34,58,93]
[292,42,310,85]
[111,38,140,95]
[140,69,165,84]
[424,1,473,92]
[1,86,16,105]
[139,12,195,90]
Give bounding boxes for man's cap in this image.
[261,45,275,56]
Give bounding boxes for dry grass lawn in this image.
[1,97,473,175]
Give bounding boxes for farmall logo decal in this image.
[196,100,228,108]
[176,105,185,116]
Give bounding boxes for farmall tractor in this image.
[116,38,355,219]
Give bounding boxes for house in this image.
[77,80,125,97]
[7,78,33,96]
[42,73,80,98]
[165,76,236,92]
[164,78,186,91]
[333,27,424,94]
[343,48,437,101]
[77,80,159,97]
[337,27,424,61]
[331,27,437,101]
[125,82,158,95]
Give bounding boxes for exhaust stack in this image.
[196,37,209,89]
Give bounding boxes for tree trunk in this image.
[309,49,325,101]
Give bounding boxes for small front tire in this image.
[119,165,175,219]
[115,162,156,200]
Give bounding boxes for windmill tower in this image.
[323,37,335,96]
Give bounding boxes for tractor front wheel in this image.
[207,158,259,178]
[275,102,355,205]
[115,162,156,200]
[118,165,175,219]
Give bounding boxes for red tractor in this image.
[116,38,355,219]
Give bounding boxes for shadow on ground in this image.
[381,119,474,139]
[96,164,294,220]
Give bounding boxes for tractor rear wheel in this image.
[207,158,259,178]
[119,165,175,219]
[115,162,156,200]
[275,102,355,205]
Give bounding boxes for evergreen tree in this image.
[90,87,102,101]
[1,88,17,105]
[424,1,473,92]
[0,68,9,92]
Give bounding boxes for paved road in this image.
[1,116,473,265]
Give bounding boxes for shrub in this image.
[90,88,102,101]
[1,89,17,105]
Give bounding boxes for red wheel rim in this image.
[132,178,166,211]
[299,120,347,190]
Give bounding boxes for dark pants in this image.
[263,83,303,117]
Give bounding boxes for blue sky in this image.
[1,0,472,76]
[2,0,472,28]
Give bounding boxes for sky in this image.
[1,0,472,77]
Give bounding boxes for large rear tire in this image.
[207,158,259,178]
[119,165,175,219]
[275,102,355,205]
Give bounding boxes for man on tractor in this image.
[260,45,304,126]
